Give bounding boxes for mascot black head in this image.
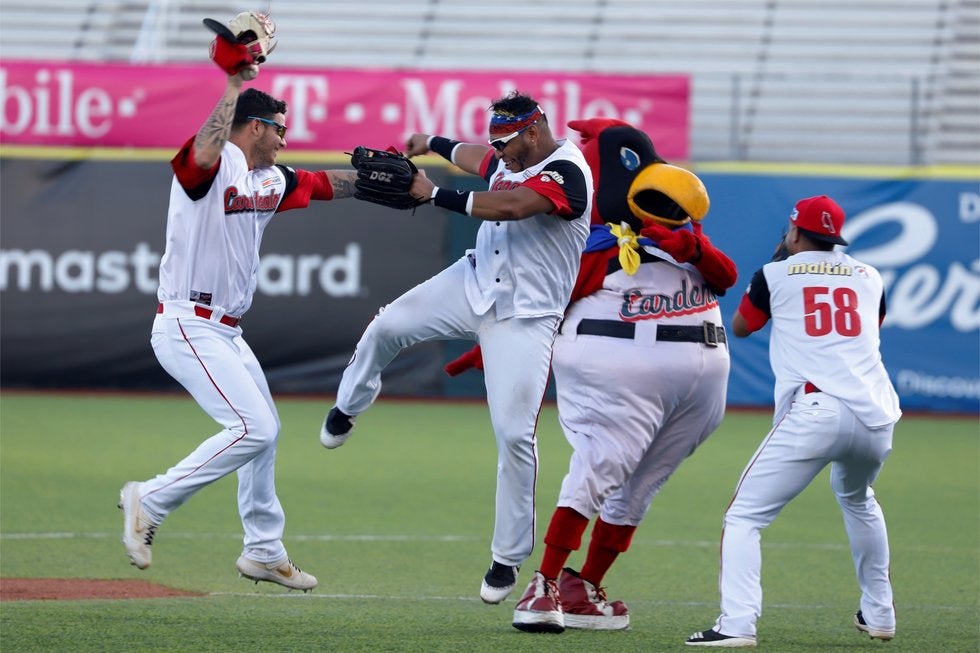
[568,117,709,230]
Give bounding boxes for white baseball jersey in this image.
[464,139,592,318]
[158,137,331,317]
[741,249,901,428]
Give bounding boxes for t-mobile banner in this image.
[0,157,452,392]
[0,61,690,159]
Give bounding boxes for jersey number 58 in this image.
[803,286,862,337]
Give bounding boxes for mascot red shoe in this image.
[449,118,738,633]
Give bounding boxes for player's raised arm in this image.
[192,75,246,169]
[404,133,490,176]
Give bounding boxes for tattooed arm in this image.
[192,74,245,169]
[325,171,357,199]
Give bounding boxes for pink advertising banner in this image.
[0,61,689,158]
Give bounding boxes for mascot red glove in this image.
[641,222,738,293]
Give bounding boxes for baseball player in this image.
[686,195,901,647]
[118,14,359,591]
[320,92,592,603]
[505,118,738,633]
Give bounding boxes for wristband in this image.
[433,188,472,215]
[429,136,461,164]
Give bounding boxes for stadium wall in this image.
[1,62,976,413]
[2,155,976,413]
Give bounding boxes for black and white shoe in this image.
[480,560,519,604]
[854,611,895,641]
[685,628,757,647]
[320,406,356,449]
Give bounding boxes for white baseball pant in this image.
[551,319,730,525]
[140,315,288,563]
[335,256,559,566]
[714,387,896,638]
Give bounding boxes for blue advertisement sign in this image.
[698,170,979,414]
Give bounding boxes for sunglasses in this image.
[489,121,536,152]
[247,116,287,138]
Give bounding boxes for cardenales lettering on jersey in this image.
[223,185,282,213]
[620,279,719,322]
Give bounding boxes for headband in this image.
[488,105,544,138]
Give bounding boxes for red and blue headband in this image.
[488,105,544,139]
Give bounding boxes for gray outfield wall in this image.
[0,156,470,396]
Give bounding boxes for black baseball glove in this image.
[350,146,424,210]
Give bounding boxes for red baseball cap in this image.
[790,195,848,245]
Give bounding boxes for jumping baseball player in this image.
[119,12,359,591]
[686,195,901,647]
[320,92,592,604]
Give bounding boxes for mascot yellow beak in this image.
[626,163,710,228]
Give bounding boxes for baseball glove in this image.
[350,146,425,210]
[204,11,277,76]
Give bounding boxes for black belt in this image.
[562,318,726,347]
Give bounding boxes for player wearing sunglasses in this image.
[119,27,360,592]
[321,92,592,604]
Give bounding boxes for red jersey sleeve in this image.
[171,136,221,200]
[278,169,334,212]
[478,150,498,181]
[736,294,770,333]
[736,268,772,333]
[520,159,590,220]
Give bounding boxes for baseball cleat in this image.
[320,406,355,449]
[557,567,629,630]
[853,610,895,641]
[685,628,757,647]
[480,560,519,604]
[118,481,157,570]
[236,555,318,592]
[512,571,565,633]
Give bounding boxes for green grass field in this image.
[0,392,976,652]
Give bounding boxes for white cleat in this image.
[236,555,318,592]
[118,482,157,570]
[854,611,895,641]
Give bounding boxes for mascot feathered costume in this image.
[566,117,736,297]
[449,118,738,634]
